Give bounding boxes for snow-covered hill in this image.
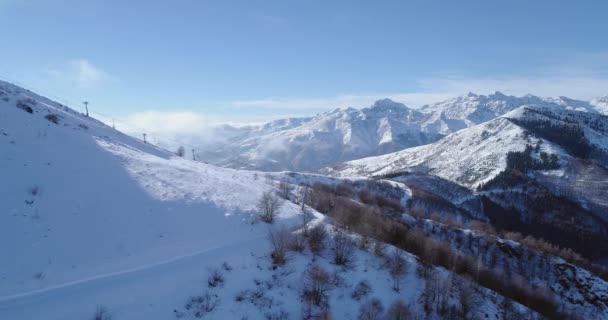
[0,81,308,318]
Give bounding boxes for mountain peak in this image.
[369,98,409,112]
[489,91,506,98]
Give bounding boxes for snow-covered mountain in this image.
[199,92,608,172]
[202,99,441,171]
[417,91,606,135]
[328,104,608,187]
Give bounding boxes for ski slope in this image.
[0,81,312,318]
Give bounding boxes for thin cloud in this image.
[231,92,454,110]
[231,67,608,111]
[45,59,111,88]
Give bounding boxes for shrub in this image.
[175,146,185,157]
[221,261,232,271]
[388,248,407,292]
[185,292,220,318]
[288,233,306,252]
[207,268,224,288]
[308,225,327,257]
[16,99,34,113]
[277,181,293,199]
[332,230,355,267]
[92,306,111,320]
[258,191,283,223]
[351,280,372,301]
[302,264,332,307]
[358,298,384,320]
[387,300,411,320]
[45,113,60,124]
[269,227,291,267]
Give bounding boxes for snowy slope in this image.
[0,81,309,317]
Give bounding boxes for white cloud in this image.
[46,59,110,88]
[116,111,214,135]
[231,92,454,110]
[416,73,608,101]
[231,67,608,111]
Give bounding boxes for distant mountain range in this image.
[198,92,608,171]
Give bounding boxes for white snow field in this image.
[0,82,311,318]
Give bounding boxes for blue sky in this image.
[1,0,607,133]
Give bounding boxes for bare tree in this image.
[457,280,477,319]
[269,227,291,267]
[300,185,309,210]
[303,264,333,307]
[258,191,283,223]
[175,146,186,157]
[308,225,327,258]
[372,240,385,257]
[358,298,384,320]
[499,296,518,320]
[389,248,407,292]
[387,300,411,320]
[288,232,306,252]
[92,306,111,320]
[301,206,313,236]
[332,230,355,267]
[277,181,293,200]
